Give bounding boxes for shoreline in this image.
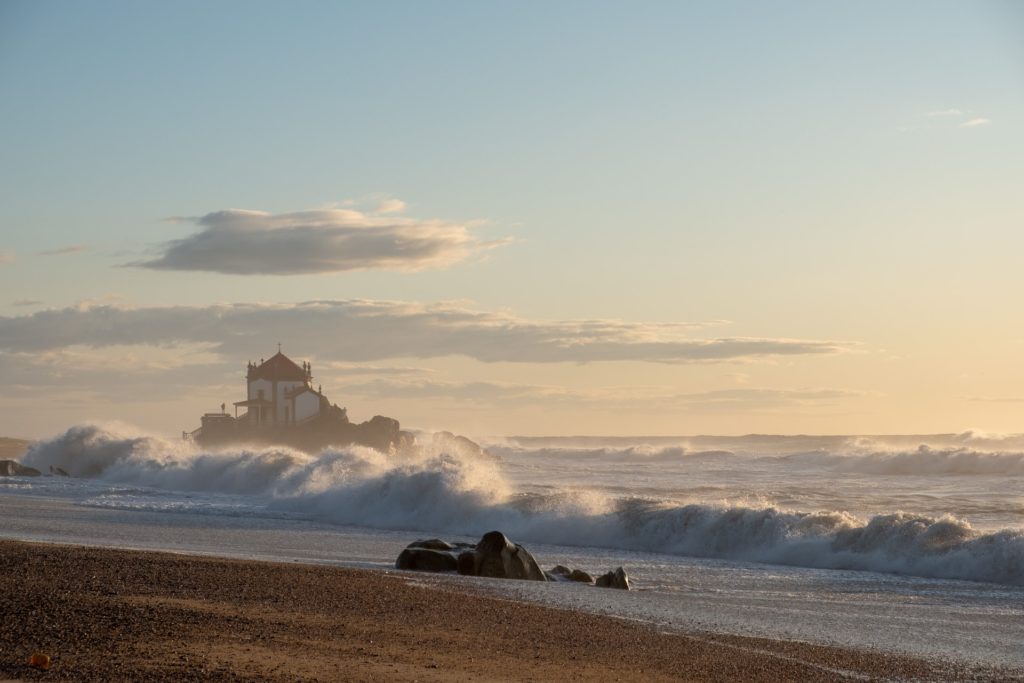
[0,539,1005,682]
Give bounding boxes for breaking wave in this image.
[19,424,1024,586]
[486,444,736,463]
[782,446,1024,476]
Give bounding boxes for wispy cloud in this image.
[38,245,88,256]
[344,378,863,410]
[959,117,990,128]
[375,198,406,214]
[321,361,435,376]
[10,300,43,308]
[966,395,1024,403]
[925,108,963,117]
[133,201,509,275]
[0,299,855,365]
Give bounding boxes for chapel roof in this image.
[248,351,308,381]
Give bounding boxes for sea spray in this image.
[19,423,1024,586]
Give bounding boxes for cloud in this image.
[345,379,586,403]
[133,203,508,275]
[343,379,863,410]
[10,300,43,307]
[38,245,88,256]
[965,395,1024,403]
[925,109,963,117]
[0,250,14,265]
[376,198,406,214]
[320,361,435,376]
[0,344,233,401]
[669,388,864,406]
[0,299,855,365]
[959,118,990,128]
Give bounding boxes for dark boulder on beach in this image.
[395,548,459,573]
[548,565,595,584]
[569,569,594,583]
[49,465,70,477]
[595,567,630,590]
[407,538,455,551]
[456,550,477,576]
[0,460,40,477]
[467,531,547,581]
[397,531,547,581]
[396,532,623,587]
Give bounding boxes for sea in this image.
[2,424,1023,674]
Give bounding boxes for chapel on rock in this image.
[185,349,411,454]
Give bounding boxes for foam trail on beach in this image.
[19,424,1024,586]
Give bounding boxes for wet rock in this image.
[0,460,41,477]
[471,531,547,581]
[456,550,477,576]
[353,415,404,453]
[407,538,455,551]
[595,567,630,590]
[49,465,70,477]
[432,431,488,458]
[395,548,458,573]
[569,569,594,583]
[547,565,594,583]
[399,532,622,588]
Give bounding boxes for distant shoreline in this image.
[0,539,997,682]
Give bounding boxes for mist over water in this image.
[17,424,1024,587]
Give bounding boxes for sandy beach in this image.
[0,539,1002,682]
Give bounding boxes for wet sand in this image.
[0,539,1002,681]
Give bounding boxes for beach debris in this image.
[0,459,41,477]
[595,567,631,590]
[29,652,51,670]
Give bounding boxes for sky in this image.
[1,1,1023,438]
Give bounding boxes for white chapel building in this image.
[232,350,331,426]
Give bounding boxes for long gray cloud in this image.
[0,299,855,364]
[134,205,507,274]
[343,379,863,409]
[39,245,88,256]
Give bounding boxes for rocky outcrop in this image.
[595,567,630,590]
[395,531,547,582]
[394,531,629,589]
[395,548,458,573]
[432,431,488,459]
[49,465,70,477]
[459,531,547,581]
[0,460,40,477]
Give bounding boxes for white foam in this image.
[19,423,1024,586]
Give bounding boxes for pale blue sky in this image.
[1,2,1022,436]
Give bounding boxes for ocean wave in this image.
[19,424,1024,586]
[488,444,736,463]
[781,446,1024,476]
